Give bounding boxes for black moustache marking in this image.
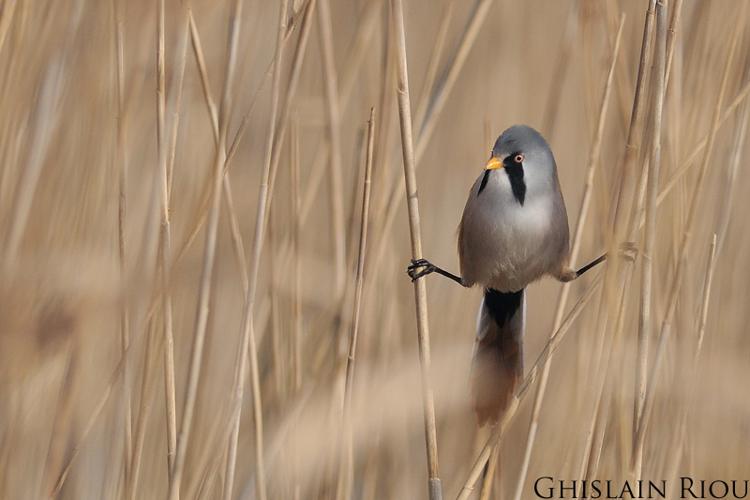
[478,169,491,195]
[505,164,526,205]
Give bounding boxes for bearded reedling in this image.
[408,125,605,424]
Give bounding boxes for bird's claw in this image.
[407,258,434,281]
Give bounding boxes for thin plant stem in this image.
[112,0,132,489]
[633,0,667,478]
[336,108,376,500]
[291,116,302,393]
[631,2,746,471]
[224,2,292,500]
[609,0,656,243]
[478,445,499,500]
[155,0,178,476]
[390,1,443,498]
[167,0,244,497]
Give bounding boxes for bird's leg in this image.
[575,253,607,278]
[561,242,638,281]
[407,258,467,287]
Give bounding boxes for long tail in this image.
[470,288,525,426]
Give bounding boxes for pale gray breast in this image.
[458,170,568,292]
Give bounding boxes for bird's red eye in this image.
[514,153,524,164]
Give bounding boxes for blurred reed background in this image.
[0,0,749,498]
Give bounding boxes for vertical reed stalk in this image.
[155,0,178,476]
[632,0,667,478]
[336,108,376,500]
[112,0,132,489]
[224,2,291,500]
[168,0,244,497]
[609,0,656,241]
[390,1,443,498]
[631,2,746,470]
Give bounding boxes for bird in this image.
[407,124,605,425]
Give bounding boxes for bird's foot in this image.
[406,258,435,281]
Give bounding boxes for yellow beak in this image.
[485,157,503,170]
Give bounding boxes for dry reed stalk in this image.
[609,0,655,243]
[222,0,312,160]
[61,15,256,494]
[178,9,252,301]
[478,444,500,500]
[263,1,316,252]
[663,0,683,92]
[167,0,244,498]
[112,0,132,489]
[187,3,379,332]
[317,0,347,300]
[165,6,190,202]
[299,37,381,232]
[512,15,625,500]
[571,0,659,483]
[390,1,443,498]
[167,0,306,269]
[157,3,363,354]
[186,7,249,281]
[631,3,746,472]
[391,0,492,208]
[336,108,376,500]
[581,46,742,470]
[580,164,651,483]
[182,10,252,303]
[300,1,382,221]
[114,12,255,474]
[633,0,667,478]
[369,0,495,299]
[155,0,178,476]
[288,114,303,500]
[268,214,285,401]
[457,275,604,500]
[291,116,302,392]
[223,1,292,499]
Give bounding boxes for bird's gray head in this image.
[482,125,558,205]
